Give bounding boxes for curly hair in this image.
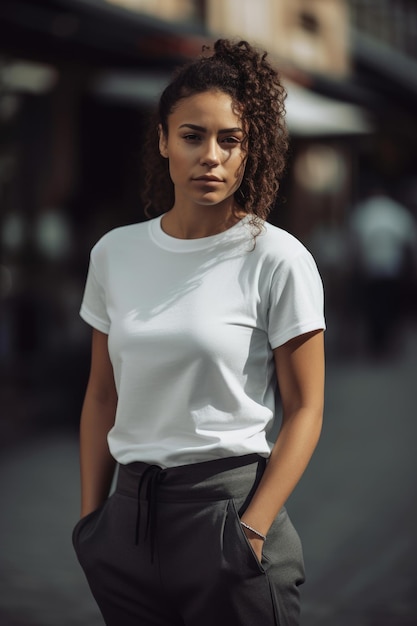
[141,39,288,233]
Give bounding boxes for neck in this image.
[161,204,246,240]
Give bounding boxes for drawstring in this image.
[135,465,163,562]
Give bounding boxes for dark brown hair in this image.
[141,39,288,231]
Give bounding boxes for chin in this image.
[195,195,235,207]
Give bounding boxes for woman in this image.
[73,39,325,626]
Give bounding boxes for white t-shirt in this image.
[80,215,325,468]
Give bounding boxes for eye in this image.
[183,134,201,142]
[221,136,241,145]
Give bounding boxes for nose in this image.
[200,138,220,167]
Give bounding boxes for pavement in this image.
[1,325,417,626]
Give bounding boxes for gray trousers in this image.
[72,454,305,626]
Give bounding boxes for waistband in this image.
[116,454,267,558]
[116,453,267,503]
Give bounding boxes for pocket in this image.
[71,504,105,550]
[225,499,266,575]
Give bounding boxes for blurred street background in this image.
[1,1,417,625]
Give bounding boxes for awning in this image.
[0,0,208,69]
[284,79,373,136]
[89,71,373,136]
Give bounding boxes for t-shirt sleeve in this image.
[79,243,111,334]
[268,249,325,349]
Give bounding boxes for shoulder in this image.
[254,220,315,264]
[90,220,150,259]
[250,222,323,294]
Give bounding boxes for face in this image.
[159,90,247,212]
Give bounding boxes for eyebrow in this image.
[179,123,244,134]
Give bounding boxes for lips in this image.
[193,175,223,182]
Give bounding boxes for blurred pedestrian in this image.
[72,39,325,626]
[350,188,417,357]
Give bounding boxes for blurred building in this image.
[206,0,417,225]
[208,0,350,77]
[0,0,417,440]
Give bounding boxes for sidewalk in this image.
[0,329,416,625]
[291,327,417,625]
[0,434,102,626]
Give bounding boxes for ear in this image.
[158,125,169,158]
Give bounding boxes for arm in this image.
[79,328,118,518]
[241,329,325,560]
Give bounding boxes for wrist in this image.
[240,511,270,537]
[81,497,104,518]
